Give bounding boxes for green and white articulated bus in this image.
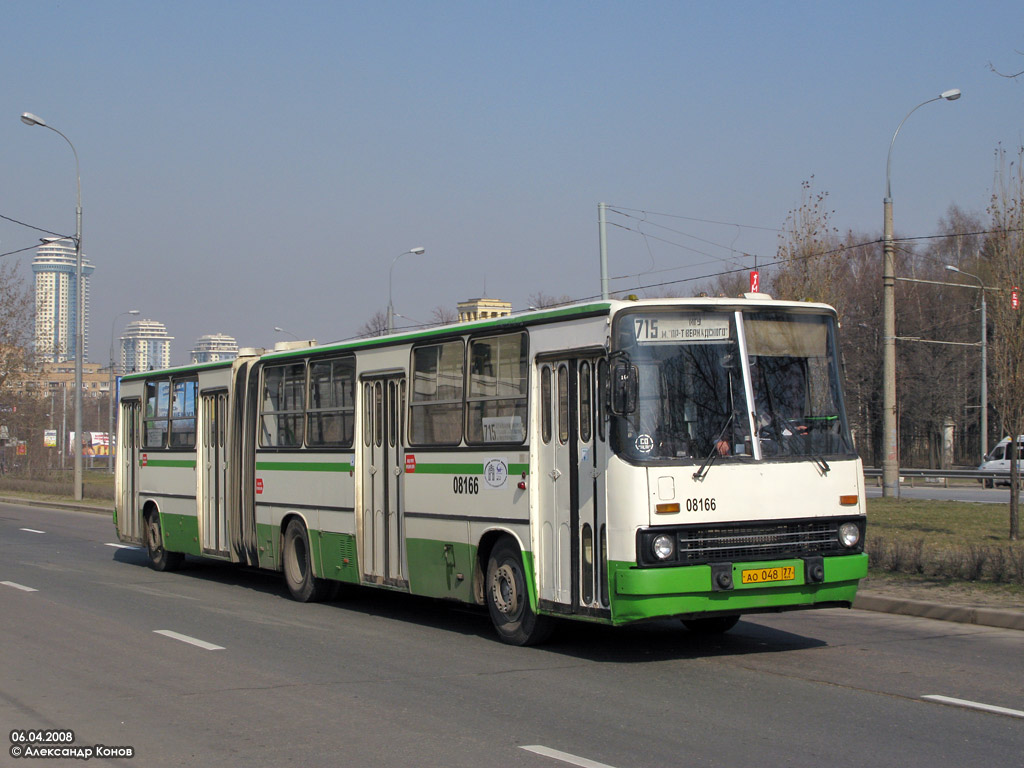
[114,296,867,645]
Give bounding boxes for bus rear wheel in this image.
[283,519,330,603]
[682,615,740,634]
[485,539,552,646]
[144,510,183,572]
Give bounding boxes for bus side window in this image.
[597,359,609,442]
[579,361,592,444]
[144,379,170,448]
[541,366,552,444]
[409,340,465,446]
[260,363,306,448]
[557,364,569,445]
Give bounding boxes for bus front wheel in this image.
[485,539,552,646]
[283,519,329,602]
[144,511,183,572]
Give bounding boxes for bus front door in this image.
[199,391,229,556]
[537,357,606,614]
[116,399,142,544]
[360,375,408,587]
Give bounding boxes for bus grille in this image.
[677,520,843,563]
[637,516,864,567]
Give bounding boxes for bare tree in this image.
[431,305,457,325]
[528,291,574,309]
[833,233,883,465]
[0,262,33,392]
[771,177,846,312]
[0,261,35,475]
[693,270,751,299]
[983,146,1024,540]
[357,310,388,338]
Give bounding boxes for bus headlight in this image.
[838,522,860,548]
[653,534,675,560]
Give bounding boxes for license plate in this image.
[740,566,796,584]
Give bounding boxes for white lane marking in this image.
[520,745,618,768]
[106,543,138,549]
[19,528,45,534]
[1,581,38,592]
[923,695,1024,719]
[153,630,224,651]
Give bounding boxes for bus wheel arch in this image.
[143,502,184,572]
[484,535,552,646]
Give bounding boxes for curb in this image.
[0,495,111,516]
[854,592,1024,631]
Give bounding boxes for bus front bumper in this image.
[608,553,868,625]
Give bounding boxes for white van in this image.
[977,436,1024,487]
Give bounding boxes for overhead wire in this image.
[0,211,75,259]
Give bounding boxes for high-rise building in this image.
[33,237,96,364]
[190,333,239,364]
[119,319,173,374]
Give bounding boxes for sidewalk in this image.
[4,494,1023,632]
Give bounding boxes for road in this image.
[1,501,1022,768]
[866,482,1023,504]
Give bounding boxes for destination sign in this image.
[632,314,731,344]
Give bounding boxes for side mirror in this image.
[611,363,638,415]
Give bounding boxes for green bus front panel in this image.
[608,553,868,625]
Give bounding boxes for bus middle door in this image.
[116,399,142,544]
[360,374,408,587]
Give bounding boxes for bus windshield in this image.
[611,308,854,463]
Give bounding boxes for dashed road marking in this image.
[520,745,618,768]
[923,694,1024,719]
[153,630,224,651]
[1,581,38,592]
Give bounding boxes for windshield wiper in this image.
[693,412,735,481]
[769,410,830,474]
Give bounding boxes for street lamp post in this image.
[108,310,139,473]
[387,247,426,334]
[881,89,961,498]
[274,326,299,340]
[21,112,86,500]
[946,265,987,460]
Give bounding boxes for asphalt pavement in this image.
[4,493,1022,633]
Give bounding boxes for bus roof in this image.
[120,295,838,379]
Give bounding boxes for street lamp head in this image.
[941,89,961,101]
[128,309,140,315]
[945,265,961,273]
[20,111,46,127]
[409,246,426,255]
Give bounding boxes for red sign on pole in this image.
[750,270,760,293]
[1013,287,1020,310]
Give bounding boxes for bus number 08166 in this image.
[453,476,479,494]
[686,497,716,512]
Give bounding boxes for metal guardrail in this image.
[862,467,1014,488]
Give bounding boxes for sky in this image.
[2,0,1022,365]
